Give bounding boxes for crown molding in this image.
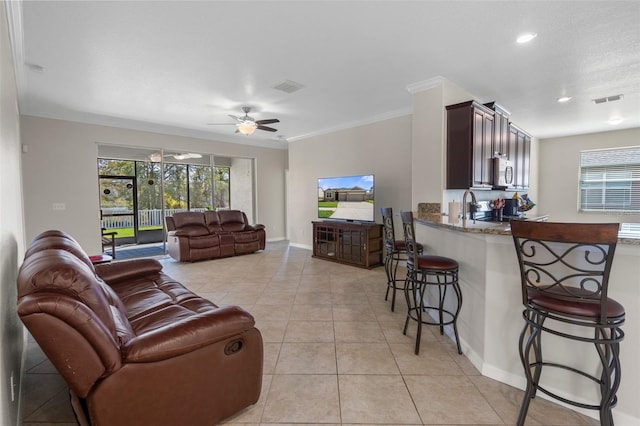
[287,107,411,142]
[5,0,27,109]
[22,112,289,150]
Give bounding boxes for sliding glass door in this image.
[99,175,137,245]
[96,145,255,253]
[136,161,164,243]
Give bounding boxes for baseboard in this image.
[424,311,638,424]
[481,363,638,425]
[288,242,312,251]
[266,237,286,242]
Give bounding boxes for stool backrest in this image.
[380,207,396,250]
[510,220,620,322]
[400,211,419,270]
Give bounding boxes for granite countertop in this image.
[415,213,640,245]
[415,213,513,235]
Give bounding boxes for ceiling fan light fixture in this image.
[149,152,202,161]
[238,121,258,135]
[516,32,537,44]
[173,153,202,160]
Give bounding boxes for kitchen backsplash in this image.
[418,202,441,215]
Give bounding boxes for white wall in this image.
[230,156,254,223]
[410,78,479,208]
[288,115,412,248]
[1,1,26,423]
[538,128,640,223]
[411,83,445,206]
[20,116,288,253]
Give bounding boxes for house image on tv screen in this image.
[317,175,375,221]
[322,187,368,201]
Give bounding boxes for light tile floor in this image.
[22,241,598,425]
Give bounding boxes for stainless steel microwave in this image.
[493,157,514,188]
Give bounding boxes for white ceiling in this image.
[8,1,640,150]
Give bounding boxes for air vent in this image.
[592,94,624,104]
[273,80,305,94]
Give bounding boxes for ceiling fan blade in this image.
[257,125,278,132]
[228,114,242,121]
[255,118,280,125]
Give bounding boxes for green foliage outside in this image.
[98,158,230,213]
[318,201,338,207]
[108,226,163,239]
[318,210,335,218]
[99,159,231,244]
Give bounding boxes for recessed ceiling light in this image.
[557,96,572,103]
[608,117,623,125]
[516,33,538,44]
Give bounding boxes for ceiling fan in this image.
[208,106,279,135]
[148,152,202,162]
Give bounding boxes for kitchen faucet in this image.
[462,189,480,221]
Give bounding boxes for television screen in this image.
[317,174,375,222]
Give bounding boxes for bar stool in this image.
[400,211,462,355]
[381,207,423,311]
[510,221,625,426]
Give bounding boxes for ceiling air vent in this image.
[592,94,624,104]
[273,80,305,94]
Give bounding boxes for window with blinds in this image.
[579,146,640,212]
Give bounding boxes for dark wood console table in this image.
[312,221,383,269]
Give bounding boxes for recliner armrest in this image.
[246,224,265,231]
[170,228,210,237]
[95,259,163,285]
[121,306,255,362]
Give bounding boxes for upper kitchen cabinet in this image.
[484,102,510,158]
[446,101,495,189]
[508,124,531,189]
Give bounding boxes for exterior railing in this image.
[101,208,207,229]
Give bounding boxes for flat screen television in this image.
[317,174,375,222]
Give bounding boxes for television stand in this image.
[312,221,383,269]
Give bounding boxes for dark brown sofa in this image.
[17,230,263,426]
[165,210,266,262]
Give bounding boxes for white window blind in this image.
[579,146,640,212]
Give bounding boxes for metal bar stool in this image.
[380,207,423,312]
[400,211,462,355]
[510,221,625,426]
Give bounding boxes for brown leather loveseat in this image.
[165,210,266,262]
[17,230,263,425]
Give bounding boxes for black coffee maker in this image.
[504,198,520,217]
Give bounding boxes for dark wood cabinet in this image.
[446,100,495,189]
[485,102,510,158]
[447,100,532,191]
[508,124,531,189]
[312,221,383,269]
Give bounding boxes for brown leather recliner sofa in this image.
[165,210,266,262]
[17,230,263,426]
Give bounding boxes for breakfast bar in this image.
[413,214,640,424]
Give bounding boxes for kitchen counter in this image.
[416,213,640,245]
[412,218,640,423]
